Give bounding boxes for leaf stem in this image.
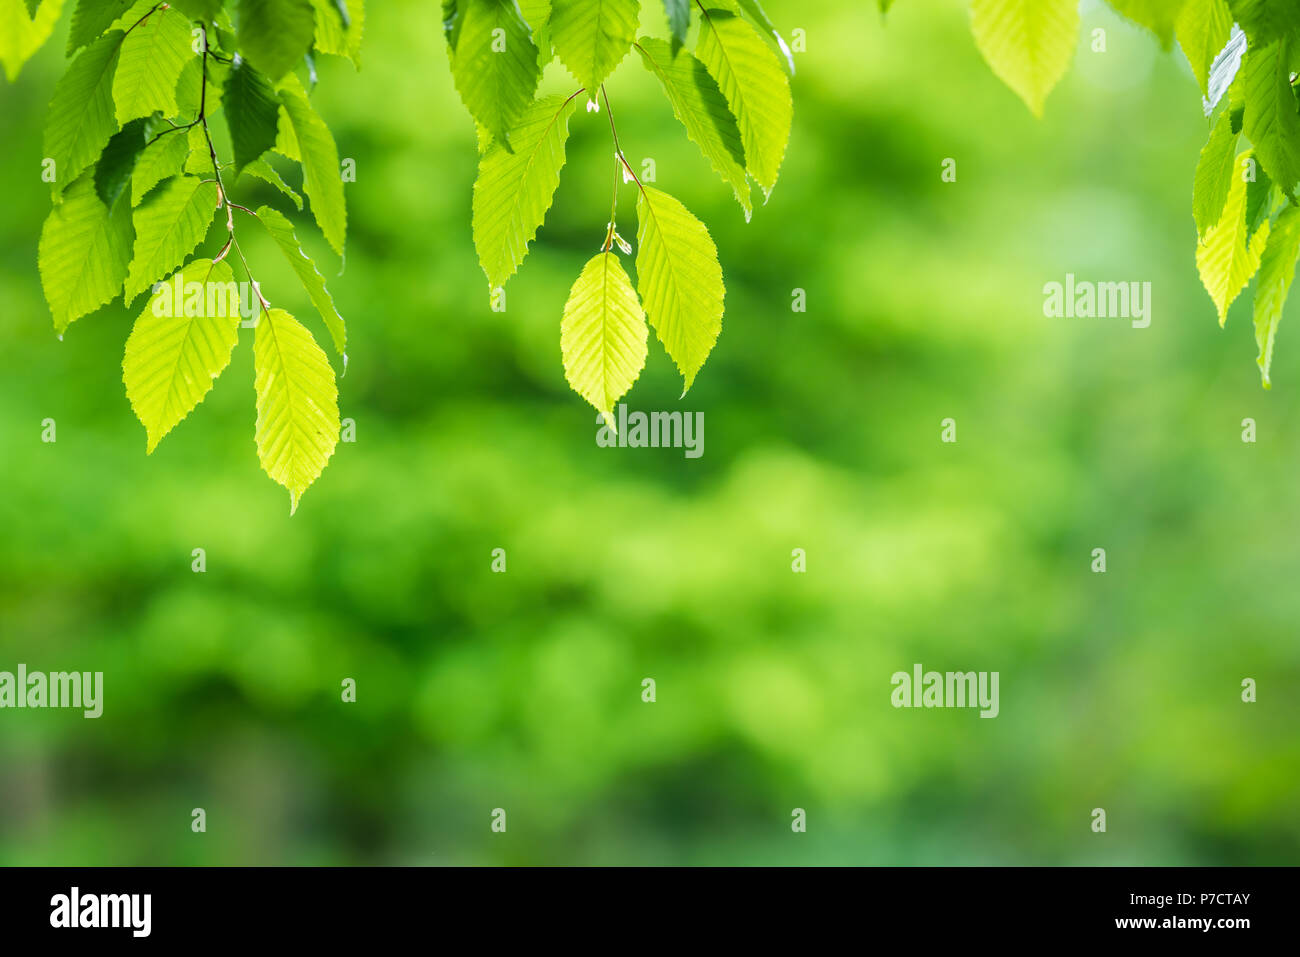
[600,84,646,195]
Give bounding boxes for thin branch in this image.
[198,26,270,315]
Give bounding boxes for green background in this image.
[1,0,1297,864]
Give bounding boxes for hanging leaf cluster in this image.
[444,0,795,423]
[2,0,363,510]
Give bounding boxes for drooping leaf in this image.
[1192,109,1237,236]
[278,73,347,254]
[124,175,220,303]
[66,0,132,56]
[1242,39,1300,200]
[446,0,541,147]
[183,124,215,175]
[969,0,1078,117]
[175,53,227,116]
[634,185,724,393]
[1176,0,1233,97]
[1244,166,1274,244]
[516,0,553,67]
[1226,0,1300,43]
[550,0,639,96]
[171,0,227,21]
[236,0,316,81]
[94,118,148,208]
[38,171,134,332]
[636,37,750,218]
[113,5,192,124]
[472,92,580,289]
[256,205,346,356]
[0,0,63,81]
[132,128,193,205]
[663,0,688,52]
[1197,150,1271,323]
[1106,0,1188,48]
[223,55,281,173]
[123,257,243,452]
[733,0,794,75]
[241,156,303,208]
[560,251,648,426]
[695,7,791,198]
[1253,203,1300,387]
[43,30,125,196]
[254,307,340,512]
[311,0,364,67]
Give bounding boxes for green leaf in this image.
[447,0,541,147]
[175,53,227,116]
[94,118,148,208]
[560,251,648,426]
[66,0,133,56]
[1105,0,1187,48]
[132,128,193,205]
[695,7,791,198]
[732,0,794,75]
[224,55,281,172]
[1176,0,1233,97]
[241,156,303,208]
[1242,39,1300,200]
[1192,109,1236,236]
[38,171,134,332]
[550,0,639,96]
[517,0,553,67]
[636,38,749,218]
[124,174,220,303]
[23,0,40,16]
[279,73,347,254]
[113,5,192,124]
[1226,0,1300,43]
[969,0,1078,117]
[182,124,215,175]
[256,205,346,356]
[274,102,300,160]
[1197,151,1270,324]
[1244,166,1274,244]
[472,92,580,289]
[0,0,63,82]
[171,0,227,21]
[43,30,125,196]
[634,185,724,393]
[311,0,364,67]
[254,306,340,513]
[123,257,243,452]
[236,0,315,81]
[1253,203,1300,387]
[663,0,688,52]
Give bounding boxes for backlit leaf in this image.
[560,251,648,425]
[123,257,243,451]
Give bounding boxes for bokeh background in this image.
[1,0,1297,865]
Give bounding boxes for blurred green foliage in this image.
[0,0,1297,865]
